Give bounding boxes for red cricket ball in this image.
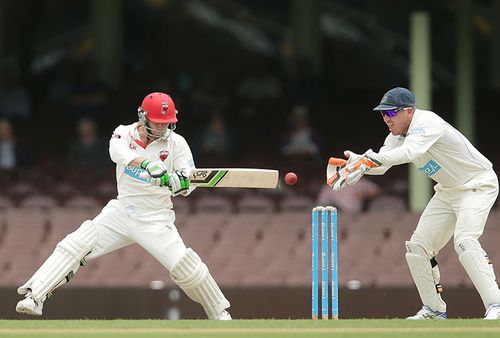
[284,172,298,185]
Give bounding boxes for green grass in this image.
[1,319,499,338]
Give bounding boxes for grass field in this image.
[1,319,499,338]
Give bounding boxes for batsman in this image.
[16,92,232,320]
[327,87,500,320]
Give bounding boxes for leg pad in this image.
[405,241,446,312]
[456,239,500,308]
[170,248,230,319]
[17,220,97,301]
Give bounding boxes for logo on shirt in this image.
[408,127,425,136]
[159,150,169,161]
[124,166,150,183]
[418,160,441,177]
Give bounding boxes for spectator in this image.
[0,67,32,122]
[66,117,110,169]
[316,177,381,214]
[0,119,32,170]
[197,114,237,165]
[236,63,284,103]
[280,105,322,161]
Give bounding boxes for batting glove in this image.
[141,160,170,187]
[167,170,190,196]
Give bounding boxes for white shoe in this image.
[216,310,232,320]
[484,304,500,320]
[406,306,446,320]
[16,291,43,316]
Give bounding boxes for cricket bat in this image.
[189,168,279,188]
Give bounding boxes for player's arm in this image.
[135,156,189,193]
[108,126,186,191]
[171,135,197,196]
[109,125,141,166]
[108,127,168,182]
[134,156,189,194]
[362,136,399,176]
[343,120,443,185]
[370,120,444,168]
[141,135,194,195]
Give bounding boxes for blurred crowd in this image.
[0,55,330,167]
[0,54,422,212]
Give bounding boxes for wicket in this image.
[311,206,338,319]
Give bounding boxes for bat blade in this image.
[189,168,279,188]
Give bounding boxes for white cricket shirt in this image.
[109,122,196,209]
[368,109,492,189]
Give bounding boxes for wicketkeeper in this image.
[16,92,232,320]
[327,87,500,320]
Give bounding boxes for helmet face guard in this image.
[138,92,178,140]
[138,108,176,140]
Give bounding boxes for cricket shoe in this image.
[484,304,500,320]
[406,306,446,320]
[216,310,232,320]
[16,291,43,316]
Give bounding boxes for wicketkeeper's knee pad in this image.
[17,220,97,301]
[405,241,446,312]
[455,238,500,307]
[170,248,230,319]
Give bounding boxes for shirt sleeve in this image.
[366,135,398,175]
[173,135,197,196]
[369,113,444,168]
[109,125,138,166]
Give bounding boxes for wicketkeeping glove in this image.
[326,152,381,191]
[326,157,349,191]
[141,160,170,187]
[346,157,379,185]
[344,150,364,166]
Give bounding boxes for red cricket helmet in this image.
[138,92,178,123]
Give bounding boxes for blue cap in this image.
[373,87,416,111]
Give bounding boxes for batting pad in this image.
[405,241,447,313]
[18,220,97,302]
[456,239,500,308]
[170,248,230,319]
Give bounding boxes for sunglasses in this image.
[380,107,408,117]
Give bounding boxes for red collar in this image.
[132,125,147,149]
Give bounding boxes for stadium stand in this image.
[1,197,499,289]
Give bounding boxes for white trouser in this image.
[19,199,187,301]
[93,200,230,318]
[87,199,187,269]
[409,169,500,310]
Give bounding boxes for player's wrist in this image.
[140,159,151,169]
